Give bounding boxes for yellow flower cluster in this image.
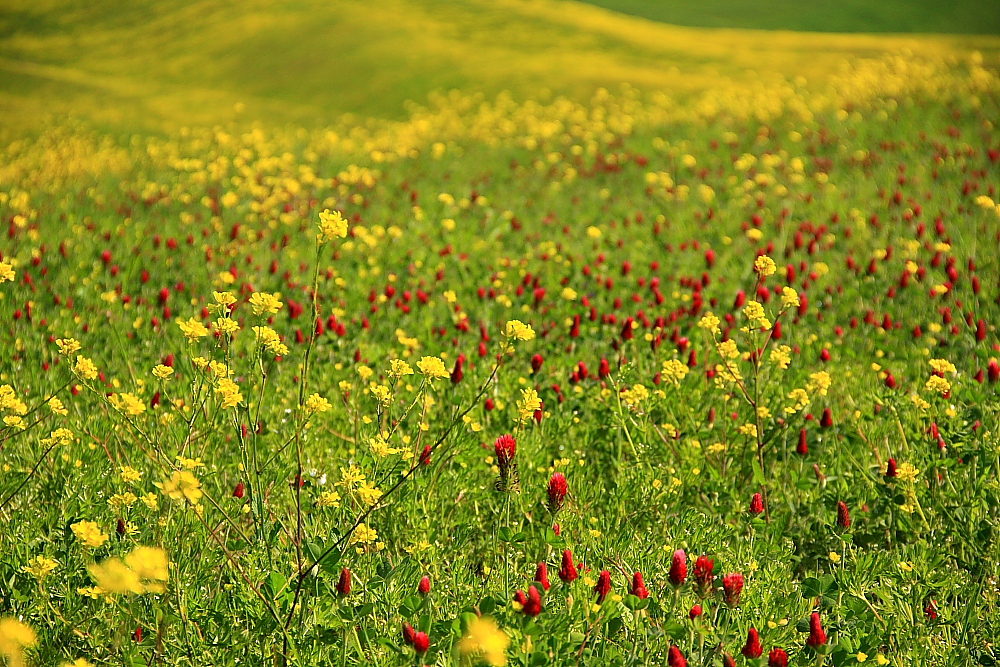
[110,392,146,417]
[417,356,449,379]
[40,428,75,446]
[770,345,792,370]
[924,376,951,395]
[928,358,956,375]
[0,261,15,283]
[177,317,209,341]
[388,359,414,378]
[504,320,535,341]
[317,208,349,243]
[56,338,82,356]
[215,378,244,409]
[743,300,771,330]
[88,546,170,595]
[754,255,777,277]
[157,470,203,505]
[74,356,99,380]
[249,292,283,316]
[518,387,542,422]
[808,371,832,396]
[781,287,800,308]
[698,312,721,335]
[22,555,58,580]
[717,339,740,360]
[661,359,689,384]
[71,520,109,549]
[621,384,649,409]
[0,618,35,667]
[253,326,289,356]
[305,393,332,414]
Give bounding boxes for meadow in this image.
[2,2,1000,666]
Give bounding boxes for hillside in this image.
[1,0,999,136]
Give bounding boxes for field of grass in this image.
[576,0,1000,35]
[3,2,1000,667]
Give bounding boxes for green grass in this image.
[576,0,1000,34]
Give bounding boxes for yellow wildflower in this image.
[0,262,15,283]
[754,255,777,277]
[661,359,689,384]
[248,292,283,316]
[924,376,951,395]
[177,317,208,341]
[781,286,800,308]
[350,523,378,545]
[0,618,36,667]
[417,356,449,379]
[518,387,542,422]
[504,320,535,341]
[388,359,413,378]
[74,356,98,380]
[305,393,332,414]
[317,208,349,243]
[929,358,956,375]
[22,555,58,580]
[71,520,109,548]
[460,616,509,667]
[157,470,203,505]
[698,312,721,335]
[56,338,81,356]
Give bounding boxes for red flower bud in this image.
[418,575,431,596]
[722,572,744,607]
[630,571,649,599]
[768,648,789,667]
[820,407,834,428]
[412,631,429,653]
[336,567,351,596]
[667,646,687,667]
[669,549,687,586]
[522,585,543,617]
[837,500,851,529]
[534,562,550,591]
[547,473,568,514]
[594,570,612,603]
[797,429,809,456]
[233,481,246,498]
[559,549,578,583]
[749,492,764,516]
[885,458,898,479]
[693,555,715,597]
[741,627,763,659]
[688,604,702,619]
[807,611,827,647]
[531,354,544,374]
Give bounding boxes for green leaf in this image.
[801,577,822,598]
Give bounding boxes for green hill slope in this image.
[1,0,998,137]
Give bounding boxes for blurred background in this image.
[1,0,999,137]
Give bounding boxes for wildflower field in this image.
[2,3,1000,666]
